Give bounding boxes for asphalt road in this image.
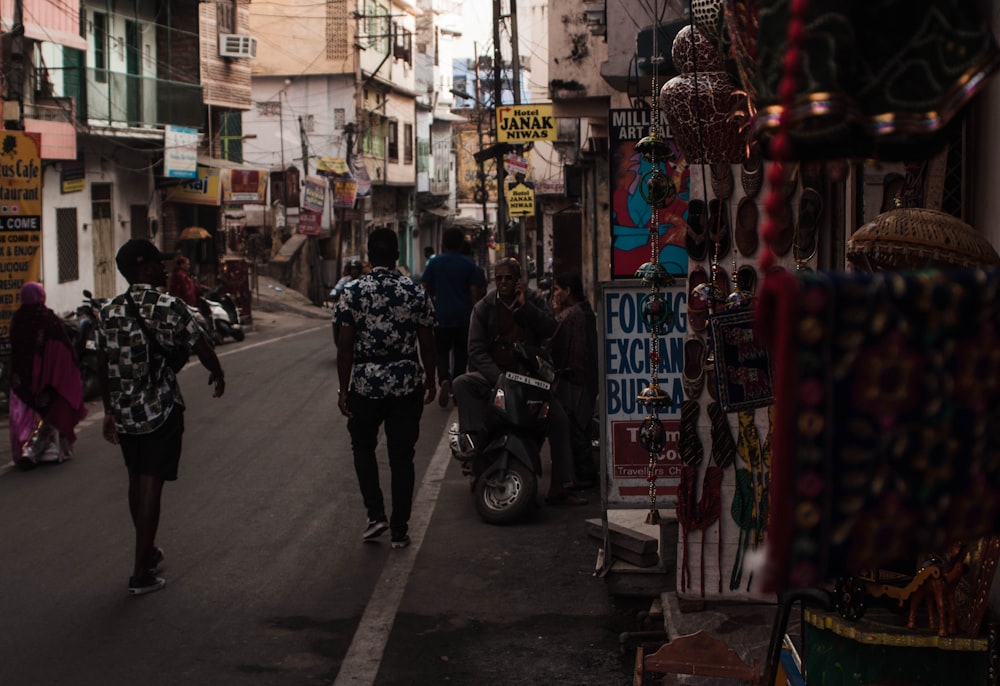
[0,308,644,686]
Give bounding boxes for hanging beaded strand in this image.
[633,5,676,526]
[760,0,808,270]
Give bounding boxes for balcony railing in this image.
[42,67,203,130]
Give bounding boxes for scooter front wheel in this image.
[474,458,537,525]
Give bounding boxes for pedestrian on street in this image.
[335,228,436,549]
[168,254,198,307]
[8,281,88,469]
[96,238,226,596]
[329,258,363,304]
[548,272,600,487]
[421,227,486,408]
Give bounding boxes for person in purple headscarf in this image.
[9,281,88,469]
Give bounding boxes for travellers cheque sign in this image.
[496,104,555,143]
[0,131,43,355]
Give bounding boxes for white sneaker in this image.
[362,519,389,540]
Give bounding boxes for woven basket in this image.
[846,208,1000,271]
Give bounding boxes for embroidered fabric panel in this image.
[788,268,1000,588]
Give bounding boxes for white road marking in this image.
[332,421,454,685]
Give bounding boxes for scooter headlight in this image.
[492,387,506,411]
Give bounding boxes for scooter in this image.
[62,289,104,400]
[196,286,245,344]
[449,343,555,525]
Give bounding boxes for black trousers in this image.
[346,389,424,535]
[434,325,470,383]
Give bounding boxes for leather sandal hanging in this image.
[677,399,725,595]
[730,409,765,591]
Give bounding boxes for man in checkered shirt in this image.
[97,238,226,596]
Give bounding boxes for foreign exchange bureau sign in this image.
[496,104,555,143]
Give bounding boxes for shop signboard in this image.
[298,210,322,236]
[163,125,199,179]
[601,280,686,506]
[302,176,326,213]
[609,108,690,279]
[316,157,350,178]
[0,131,43,354]
[164,166,222,206]
[60,159,85,193]
[504,154,529,176]
[222,169,267,204]
[332,178,358,209]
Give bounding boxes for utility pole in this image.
[493,0,528,268]
[508,0,527,273]
[279,92,286,171]
[492,0,508,258]
[474,43,489,271]
[5,0,26,130]
[298,115,310,177]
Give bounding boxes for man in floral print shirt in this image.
[334,228,436,549]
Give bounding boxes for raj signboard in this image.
[601,280,687,506]
[496,104,555,143]
[0,131,43,354]
[164,166,222,206]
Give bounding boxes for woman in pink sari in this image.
[9,282,88,469]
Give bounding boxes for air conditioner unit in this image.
[218,34,257,59]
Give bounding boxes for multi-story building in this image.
[247,0,436,286]
[0,0,256,318]
[414,0,464,269]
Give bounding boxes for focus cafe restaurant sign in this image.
[0,131,42,354]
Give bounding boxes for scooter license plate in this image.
[504,371,550,390]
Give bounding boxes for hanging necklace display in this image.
[634,15,675,527]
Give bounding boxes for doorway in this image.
[552,212,583,278]
[91,183,115,298]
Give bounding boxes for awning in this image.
[421,207,451,218]
[197,154,255,170]
[448,216,486,229]
[434,109,469,123]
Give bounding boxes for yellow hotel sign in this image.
[497,104,555,143]
[507,181,535,217]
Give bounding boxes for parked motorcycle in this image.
[195,286,245,344]
[62,289,104,400]
[449,343,555,524]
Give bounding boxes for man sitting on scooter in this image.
[452,258,586,506]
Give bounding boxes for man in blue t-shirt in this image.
[421,228,487,407]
